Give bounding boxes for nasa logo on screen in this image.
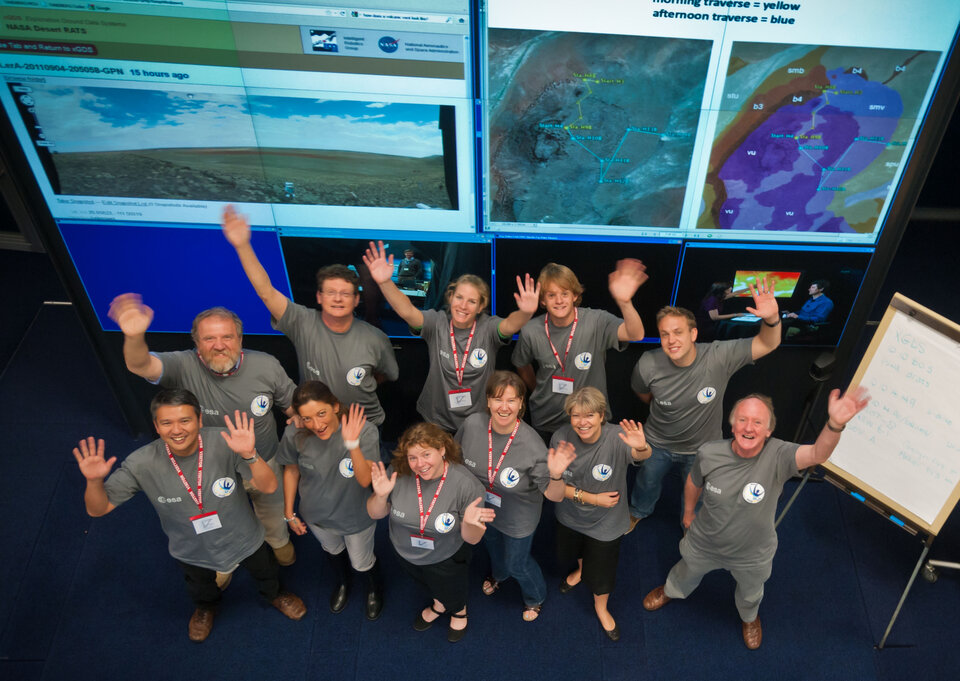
[592,463,613,481]
[697,387,717,404]
[435,512,456,533]
[468,348,488,368]
[574,352,592,371]
[338,457,355,478]
[499,467,521,488]
[378,36,400,53]
[250,394,272,417]
[347,367,366,386]
[211,477,236,498]
[742,482,765,504]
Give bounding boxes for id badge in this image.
[191,511,222,535]
[551,376,574,394]
[410,534,435,550]
[484,490,502,507]
[448,389,472,409]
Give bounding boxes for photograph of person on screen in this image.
[783,280,834,340]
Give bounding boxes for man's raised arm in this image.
[222,205,289,321]
[108,293,163,382]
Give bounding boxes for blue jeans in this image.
[628,445,696,519]
[484,525,547,607]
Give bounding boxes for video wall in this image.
[1,0,959,348]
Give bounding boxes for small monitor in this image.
[732,271,801,298]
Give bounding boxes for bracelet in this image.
[826,421,845,433]
[763,317,781,328]
[283,513,297,522]
[550,475,564,481]
[574,488,582,504]
[343,438,360,450]
[241,451,259,463]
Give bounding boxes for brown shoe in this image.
[642,585,672,611]
[273,541,296,567]
[742,618,762,650]
[272,592,307,621]
[188,608,215,642]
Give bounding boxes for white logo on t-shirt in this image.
[697,387,718,404]
[346,366,366,386]
[211,477,237,498]
[742,482,765,504]
[250,394,271,417]
[468,348,488,368]
[499,467,521,488]
[574,352,593,371]
[592,463,613,481]
[338,457,355,478]
[435,512,456,533]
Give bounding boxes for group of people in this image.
[73,206,869,648]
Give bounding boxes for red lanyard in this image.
[487,418,521,489]
[197,350,244,377]
[449,319,476,386]
[165,434,204,512]
[545,309,578,374]
[415,461,448,536]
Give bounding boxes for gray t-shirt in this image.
[274,301,399,425]
[512,308,625,432]
[155,349,295,460]
[685,437,799,564]
[415,309,507,432]
[631,338,753,455]
[103,429,265,571]
[387,463,484,565]
[551,423,633,542]
[275,422,378,535]
[455,412,550,538]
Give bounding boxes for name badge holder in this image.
[165,435,222,536]
[545,312,578,394]
[486,418,521,505]
[447,319,477,410]
[552,376,574,394]
[448,388,472,409]
[414,461,449,551]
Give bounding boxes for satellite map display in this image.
[487,29,711,228]
[698,43,941,236]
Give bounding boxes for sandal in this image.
[413,604,443,631]
[481,576,500,596]
[447,611,468,643]
[522,603,542,622]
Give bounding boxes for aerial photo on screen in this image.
[487,29,711,228]
[25,85,455,209]
[698,43,940,237]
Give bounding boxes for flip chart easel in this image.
[819,293,960,648]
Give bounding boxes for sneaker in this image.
[272,592,307,620]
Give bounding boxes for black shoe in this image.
[365,587,383,621]
[329,583,349,614]
[559,577,577,594]
[602,622,620,642]
[413,604,442,631]
[447,612,468,643]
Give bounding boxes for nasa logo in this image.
[499,467,521,488]
[378,36,399,53]
[250,394,271,417]
[435,512,456,533]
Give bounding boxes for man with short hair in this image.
[786,280,833,324]
[628,279,781,527]
[641,386,869,649]
[221,205,398,430]
[73,389,307,642]
[108,294,298,571]
[396,247,423,289]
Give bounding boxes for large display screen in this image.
[482,0,960,245]
[0,0,476,235]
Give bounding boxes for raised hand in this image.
[362,241,396,285]
[618,419,648,452]
[370,461,397,497]
[463,496,496,529]
[513,273,541,316]
[594,491,620,508]
[221,204,252,248]
[608,258,648,303]
[340,403,367,445]
[108,293,154,337]
[827,386,871,428]
[745,277,778,322]
[73,437,116,480]
[221,410,256,458]
[547,440,576,479]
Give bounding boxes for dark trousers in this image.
[178,541,280,609]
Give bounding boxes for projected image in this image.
[698,43,941,236]
[487,30,710,228]
[731,270,800,298]
[21,84,456,209]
